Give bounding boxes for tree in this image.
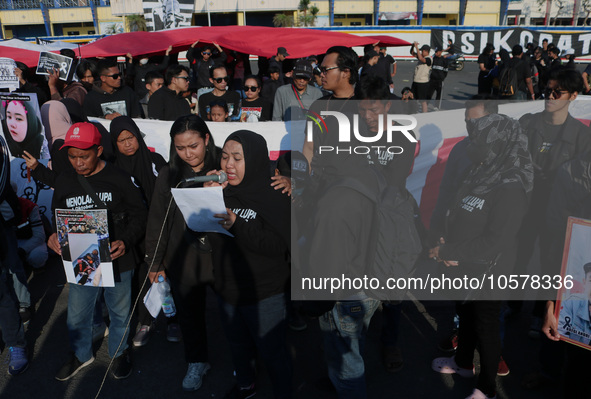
[127,15,147,32]
[552,0,566,25]
[273,13,294,27]
[299,0,311,25]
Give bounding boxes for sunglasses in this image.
[213,76,230,83]
[202,52,212,55]
[544,88,569,99]
[244,85,259,92]
[175,75,190,81]
[103,73,121,79]
[318,66,339,74]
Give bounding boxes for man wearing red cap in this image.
[47,122,147,382]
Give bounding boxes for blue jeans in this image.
[319,298,380,399]
[0,265,26,348]
[68,270,133,362]
[217,293,292,398]
[5,227,30,308]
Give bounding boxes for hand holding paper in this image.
[171,186,234,236]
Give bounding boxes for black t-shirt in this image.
[198,90,241,120]
[52,162,147,274]
[509,57,531,93]
[430,55,448,82]
[239,97,272,122]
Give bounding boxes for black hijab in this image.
[110,116,162,206]
[460,113,534,198]
[2,98,44,159]
[223,130,290,249]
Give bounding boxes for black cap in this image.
[277,47,289,57]
[434,46,442,53]
[293,59,313,79]
[420,44,431,52]
[366,50,379,59]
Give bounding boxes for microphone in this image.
[182,171,227,185]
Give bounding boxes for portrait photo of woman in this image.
[1,95,49,159]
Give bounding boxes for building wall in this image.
[464,13,499,25]
[424,0,460,14]
[49,8,93,23]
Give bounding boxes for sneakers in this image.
[55,353,94,381]
[465,388,497,399]
[19,307,31,327]
[111,350,132,379]
[167,322,182,343]
[92,322,109,343]
[382,346,403,373]
[182,362,211,391]
[225,383,256,399]
[432,356,475,378]
[7,346,28,375]
[438,330,458,352]
[132,324,152,347]
[497,356,510,376]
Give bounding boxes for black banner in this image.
[431,28,591,56]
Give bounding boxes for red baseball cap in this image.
[60,122,102,150]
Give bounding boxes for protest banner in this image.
[556,217,591,351]
[36,51,73,81]
[55,208,115,287]
[0,58,19,92]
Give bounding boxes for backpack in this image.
[498,63,519,97]
[333,169,424,301]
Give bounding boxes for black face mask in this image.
[466,142,489,165]
[465,118,478,137]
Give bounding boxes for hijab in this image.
[460,113,533,198]
[41,100,72,145]
[2,98,43,159]
[110,116,160,205]
[61,98,87,124]
[223,130,290,249]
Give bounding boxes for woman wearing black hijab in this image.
[430,103,533,399]
[109,116,166,207]
[109,116,175,346]
[209,130,291,399]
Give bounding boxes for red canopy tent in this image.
[77,26,411,59]
[362,35,412,48]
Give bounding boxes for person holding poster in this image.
[48,122,147,382]
[1,95,48,159]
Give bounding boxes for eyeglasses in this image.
[318,66,339,75]
[202,52,211,55]
[103,73,121,79]
[175,75,190,81]
[544,88,569,99]
[213,76,230,83]
[244,85,259,92]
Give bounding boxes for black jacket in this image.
[186,48,227,89]
[520,112,591,216]
[148,86,192,121]
[144,166,213,286]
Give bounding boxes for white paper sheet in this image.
[171,186,234,237]
[143,284,163,319]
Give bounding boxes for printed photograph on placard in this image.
[556,217,591,350]
[0,93,49,159]
[55,209,114,287]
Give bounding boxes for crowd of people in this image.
[0,38,590,399]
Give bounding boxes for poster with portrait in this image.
[55,209,114,287]
[143,0,194,31]
[556,217,591,351]
[0,93,49,160]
